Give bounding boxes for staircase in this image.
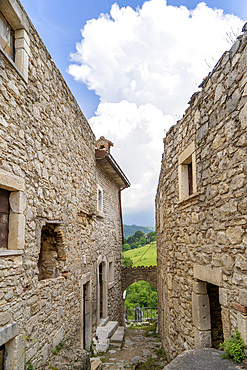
[95,317,125,353]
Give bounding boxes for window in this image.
[108,257,114,288]
[97,185,104,217]
[0,189,10,249]
[0,1,30,80]
[0,12,14,60]
[178,142,197,201]
[0,169,26,254]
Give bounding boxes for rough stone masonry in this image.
[156,22,247,360]
[0,0,129,368]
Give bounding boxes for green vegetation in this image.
[123,224,155,239]
[123,230,156,252]
[123,230,157,318]
[219,327,246,363]
[26,362,34,370]
[123,242,157,267]
[52,341,65,355]
[122,255,133,267]
[125,281,157,309]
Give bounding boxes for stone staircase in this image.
[95,317,125,353]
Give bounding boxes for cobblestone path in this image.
[99,326,168,369]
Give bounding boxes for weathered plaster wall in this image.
[96,163,124,325]
[156,23,247,360]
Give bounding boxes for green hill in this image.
[123,224,155,239]
[123,241,157,267]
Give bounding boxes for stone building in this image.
[95,137,130,329]
[156,23,247,360]
[0,1,129,368]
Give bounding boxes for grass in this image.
[123,241,157,267]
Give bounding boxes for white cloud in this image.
[90,101,174,216]
[68,0,244,224]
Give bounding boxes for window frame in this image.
[0,169,26,256]
[0,0,30,81]
[108,257,115,288]
[178,142,197,201]
[97,184,104,217]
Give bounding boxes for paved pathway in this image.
[99,327,247,370]
[99,325,167,369]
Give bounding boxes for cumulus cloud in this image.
[68,0,244,224]
[90,101,174,216]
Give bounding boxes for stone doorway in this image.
[80,273,91,351]
[99,263,103,318]
[207,283,223,349]
[0,345,4,370]
[97,257,108,325]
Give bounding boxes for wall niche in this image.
[38,223,66,280]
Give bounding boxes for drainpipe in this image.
[119,187,128,245]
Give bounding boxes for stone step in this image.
[99,316,109,327]
[110,326,125,348]
[90,358,102,370]
[104,321,119,338]
[96,321,119,353]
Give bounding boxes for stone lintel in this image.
[194,264,222,286]
[0,169,25,191]
[80,272,91,286]
[0,322,19,346]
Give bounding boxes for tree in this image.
[122,256,133,267]
[122,243,131,252]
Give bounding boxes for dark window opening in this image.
[100,145,105,149]
[0,11,15,60]
[207,283,224,349]
[38,224,66,280]
[0,344,5,370]
[0,189,10,249]
[99,263,103,318]
[188,162,193,195]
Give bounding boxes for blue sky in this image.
[21,0,246,226]
[21,0,247,119]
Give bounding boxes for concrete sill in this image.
[0,250,23,256]
[178,192,200,205]
[0,47,27,84]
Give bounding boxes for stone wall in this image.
[121,266,157,292]
[156,23,247,360]
[0,0,101,368]
[96,163,124,325]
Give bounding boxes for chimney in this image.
[96,136,114,153]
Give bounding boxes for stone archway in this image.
[121,266,157,292]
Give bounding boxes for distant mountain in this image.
[123,224,155,240]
